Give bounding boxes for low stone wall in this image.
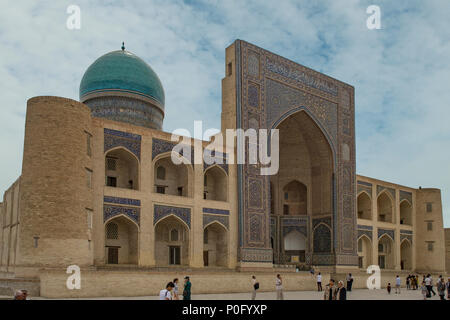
[34,269,449,298]
[0,278,40,297]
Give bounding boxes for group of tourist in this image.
[316,272,353,299]
[159,276,191,300]
[421,274,449,300]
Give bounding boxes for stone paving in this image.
[1,288,446,300]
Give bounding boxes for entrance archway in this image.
[357,235,372,269]
[378,234,394,269]
[283,230,306,263]
[269,110,334,263]
[105,216,139,264]
[154,215,189,266]
[400,239,412,270]
[203,222,228,267]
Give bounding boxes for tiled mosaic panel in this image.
[400,190,412,203]
[104,196,140,207]
[153,204,191,229]
[202,208,230,215]
[104,128,141,160]
[203,214,229,230]
[103,204,140,226]
[313,224,332,253]
[152,138,194,164]
[378,228,395,240]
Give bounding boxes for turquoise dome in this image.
[79,50,165,107]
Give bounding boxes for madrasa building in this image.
[0,40,447,297]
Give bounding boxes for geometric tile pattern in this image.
[104,128,141,160]
[378,228,395,240]
[203,214,229,230]
[153,204,191,229]
[103,204,140,226]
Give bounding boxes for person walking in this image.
[387,282,391,294]
[346,273,353,292]
[336,281,347,300]
[251,275,259,300]
[317,272,323,292]
[395,275,401,294]
[275,274,284,300]
[309,267,315,279]
[446,277,450,300]
[324,279,337,300]
[183,276,192,300]
[159,282,175,300]
[425,274,436,297]
[172,278,180,300]
[437,275,446,300]
[420,281,428,300]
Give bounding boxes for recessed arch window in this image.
[157,166,166,180]
[106,222,119,239]
[170,228,179,242]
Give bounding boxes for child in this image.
[420,281,428,300]
[387,283,391,294]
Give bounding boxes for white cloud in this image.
[0,0,449,226]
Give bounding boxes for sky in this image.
[0,0,449,227]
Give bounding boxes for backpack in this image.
[254,282,260,290]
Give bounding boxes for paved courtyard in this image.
[2,288,444,300]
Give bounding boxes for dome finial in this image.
[121,42,125,51]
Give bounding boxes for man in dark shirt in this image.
[337,281,347,300]
[324,279,337,300]
[183,276,192,300]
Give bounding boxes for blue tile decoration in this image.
[248,82,260,108]
[282,226,307,237]
[104,204,140,226]
[358,229,372,240]
[266,57,338,96]
[203,214,229,230]
[281,217,308,237]
[202,208,229,215]
[377,185,396,200]
[235,40,357,265]
[154,204,191,229]
[152,138,194,164]
[312,254,335,266]
[266,79,338,148]
[313,223,332,253]
[104,128,141,160]
[357,181,372,197]
[400,190,412,204]
[312,217,331,229]
[400,229,413,235]
[104,196,140,207]
[203,149,229,173]
[357,224,373,230]
[400,234,413,244]
[378,228,395,240]
[358,181,372,187]
[87,96,163,129]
